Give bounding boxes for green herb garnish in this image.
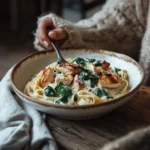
[52,69,61,74]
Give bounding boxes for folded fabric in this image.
[0,68,58,150]
[101,126,150,150]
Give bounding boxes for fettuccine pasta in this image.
[24,58,129,105]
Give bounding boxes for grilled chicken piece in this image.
[72,75,84,92]
[55,63,82,75]
[87,63,103,75]
[55,74,73,86]
[102,61,110,71]
[40,67,55,88]
[95,66,103,75]
[98,73,121,88]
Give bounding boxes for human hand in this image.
[37,17,67,50]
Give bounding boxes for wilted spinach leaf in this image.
[94,88,109,98]
[93,60,102,66]
[55,96,68,104]
[72,57,87,66]
[79,70,98,87]
[86,58,96,63]
[88,75,98,87]
[115,67,121,76]
[44,86,56,97]
[79,69,90,80]
[55,82,72,97]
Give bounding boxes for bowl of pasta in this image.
[11,49,144,120]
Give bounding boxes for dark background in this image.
[0,0,105,79]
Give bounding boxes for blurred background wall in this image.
[0,0,105,79]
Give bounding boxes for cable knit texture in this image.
[34,0,150,85]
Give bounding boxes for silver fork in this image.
[50,41,67,64]
[47,28,67,64]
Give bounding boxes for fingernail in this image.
[43,41,48,47]
[49,31,56,38]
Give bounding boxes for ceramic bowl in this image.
[11,49,144,120]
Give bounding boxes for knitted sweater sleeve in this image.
[34,0,146,58]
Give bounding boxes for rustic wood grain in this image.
[46,86,150,150]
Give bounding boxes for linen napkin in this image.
[0,68,58,150]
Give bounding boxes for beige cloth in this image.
[34,0,150,85]
[0,68,58,150]
[101,126,150,150]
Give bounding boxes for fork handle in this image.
[47,28,67,64]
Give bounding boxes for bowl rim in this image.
[11,48,144,109]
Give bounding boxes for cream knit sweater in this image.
[34,0,150,85]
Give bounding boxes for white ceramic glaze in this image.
[11,49,144,120]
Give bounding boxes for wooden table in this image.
[47,86,150,150]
